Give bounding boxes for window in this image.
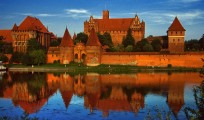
[178,39,180,42]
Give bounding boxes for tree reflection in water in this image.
[184,80,204,120]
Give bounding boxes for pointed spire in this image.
[73,33,77,41]
[86,28,101,46]
[60,27,74,47]
[12,23,18,31]
[60,90,73,109]
[168,17,185,31]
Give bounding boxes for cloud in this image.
[119,9,204,27]
[65,9,89,14]
[170,0,200,3]
[16,13,57,17]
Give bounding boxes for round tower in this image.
[85,28,102,66]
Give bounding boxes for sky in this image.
[0,0,204,40]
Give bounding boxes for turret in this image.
[167,17,185,53]
[60,27,74,64]
[85,28,102,66]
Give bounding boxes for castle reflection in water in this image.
[0,72,202,118]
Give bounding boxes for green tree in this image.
[199,34,204,50]
[185,39,200,51]
[75,32,88,44]
[134,39,149,52]
[21,54,33,65]
[151,39,162,52]
[125,45,133,52]
[97,32,113,48]
[0,53,8,63]
[50,40,60,47]
[27,38,43,52]
[143,43,154,52]
[10,52,23,63]
[122,29,135,47]
[29,50,46,66]
[0,41,13,54]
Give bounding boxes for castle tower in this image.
[103,10,109,19]
[85,28,102,66]
[167,74,185,116]
[60,27,74,64]
[167,17,185,53]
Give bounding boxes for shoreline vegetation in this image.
[6,62,202,74]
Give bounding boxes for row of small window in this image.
[14,41,27,46]
[170,31,183,35]
[173,39,181,42]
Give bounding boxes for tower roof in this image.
[73,33,77,41]
[60,27,74,47]
[12,23,18,31]
[86,28,101,46]
[168,17,185,31]
[17,16,49,33]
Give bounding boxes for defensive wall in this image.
[101,52,204,68]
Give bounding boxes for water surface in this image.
[0,72,202,120]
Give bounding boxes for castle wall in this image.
[101,52,204,68]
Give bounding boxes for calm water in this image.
[0,71,202,120]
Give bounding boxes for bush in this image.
[0,53,8,63]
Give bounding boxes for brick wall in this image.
[101,52,204,68]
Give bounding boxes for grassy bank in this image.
[6,62,201,74]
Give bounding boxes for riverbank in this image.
[6,63,202,74]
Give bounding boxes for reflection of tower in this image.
[84,73,101,113]
[130,91,144,114]
[74,74,86,96]
[59,73,73,109]
[167,74,185,115]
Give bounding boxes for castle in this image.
[1,10,204,68]
[84,10,145,44]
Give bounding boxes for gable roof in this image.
[0,30,13,43]
[60,27,74,47]
[17,16,48,33]
[93,18,134,31]
[86,28,101,46]
[168,17,185,31]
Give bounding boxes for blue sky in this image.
[0,0,204,40]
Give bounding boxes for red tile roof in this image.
[0,30,13,43]
[168,17,185,31]
[86,28,101,46]
[17,16,48,33]
[94,18,134,31]
[60,27,74,47]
